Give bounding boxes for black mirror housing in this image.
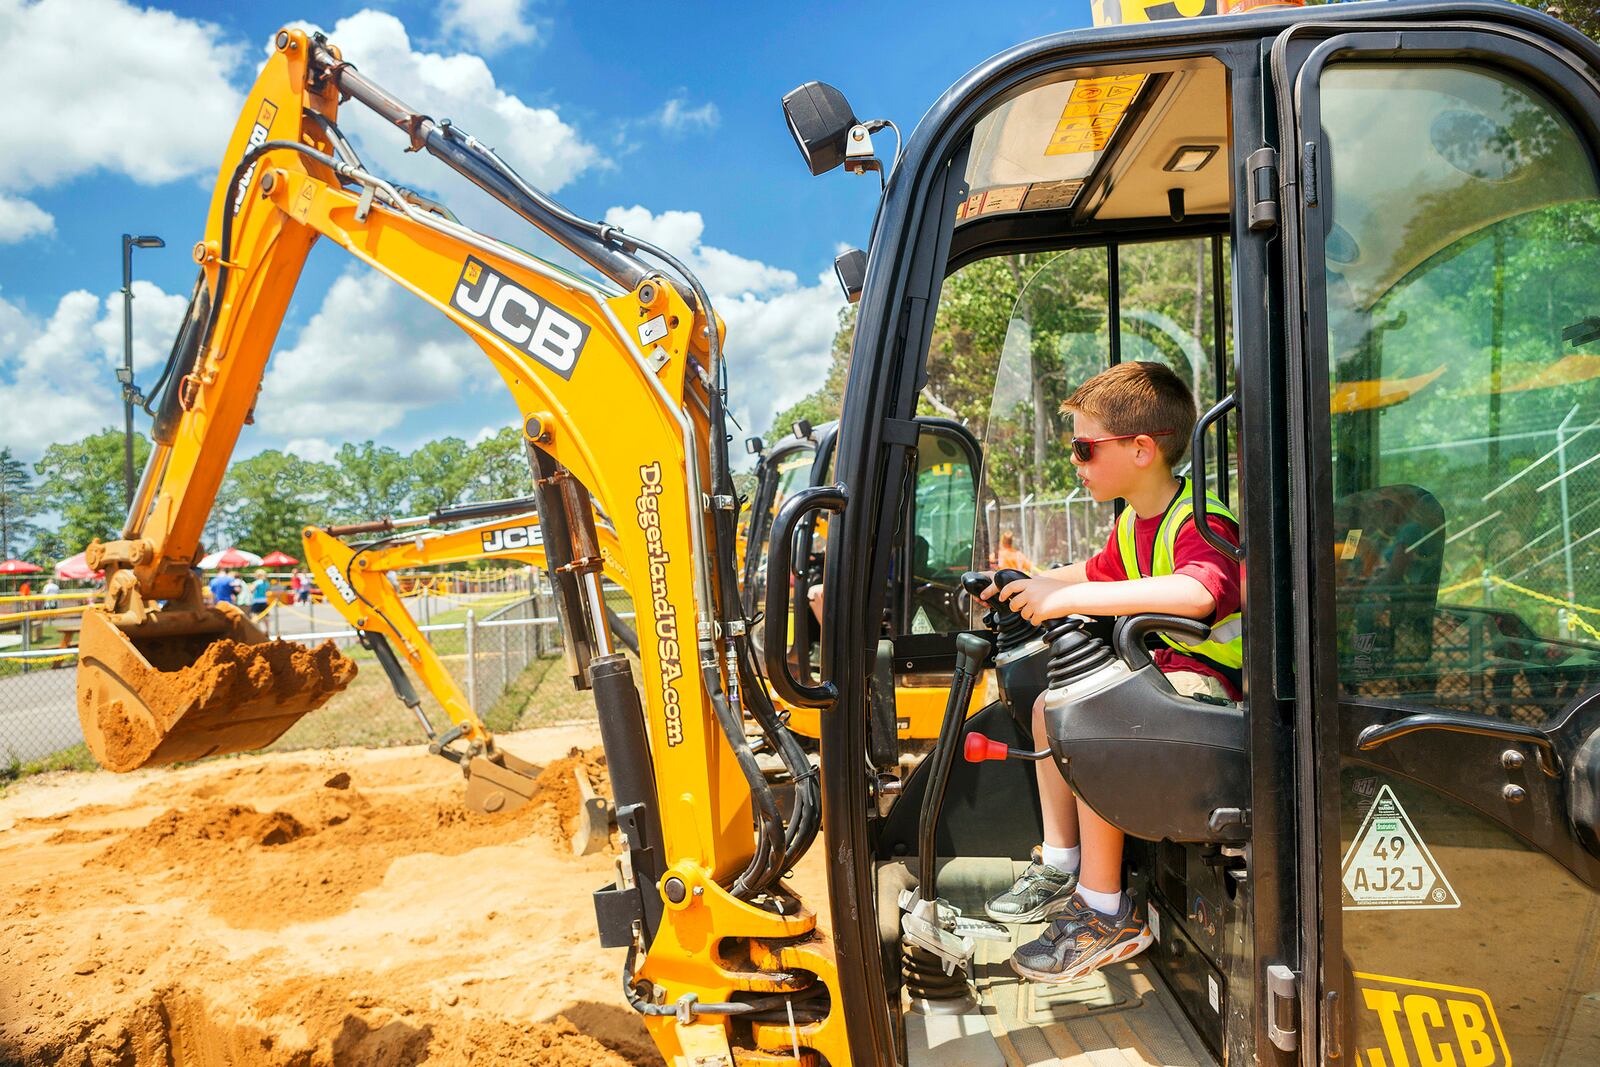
[782,81,858,176]
[834,248,866,304]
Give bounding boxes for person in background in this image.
[248,569,270,615]
[297,570,313,604]
[41,578,59,610]
[209,569,237,605]
[995,529,1035,574]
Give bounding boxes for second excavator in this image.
[301,490,631,813]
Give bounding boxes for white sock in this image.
[1041,844,1080,873]
[1077,885,1122,916]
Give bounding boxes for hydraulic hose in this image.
[705,662,787,898]
[200,138,347,377]
[308,38,651,292]
[622,939,827,1020]
[737,633,820,873]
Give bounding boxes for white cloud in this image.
[286,11,598,199]
[0,0,243,195]
[259,269,515,439]
[0,282,189,458]
[438,0,539,55]
[657,96,720,134]
[602,205,843,438]
[0,194,53,244]
[284,438,339,464]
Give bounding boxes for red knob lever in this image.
[964,732,1010,762]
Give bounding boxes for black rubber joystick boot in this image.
[959,568,1041,654]
[1044,618,1116,690]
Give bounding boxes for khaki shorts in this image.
[1164,670,1231,701]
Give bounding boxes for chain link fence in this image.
[0,575,633,777]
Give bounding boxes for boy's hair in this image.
[1061,361,1196,467]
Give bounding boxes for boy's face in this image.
[1069,412,1162,503]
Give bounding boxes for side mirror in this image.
[833,248,866,304]
[793,418,814,441]
[782,81,859,176]
[745,435,765,455]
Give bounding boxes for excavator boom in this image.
[74,28,840,1064]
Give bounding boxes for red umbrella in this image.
[0,559,43,574]
[199,546,264,570]
[56,552,102,582]
[261,550,299,566]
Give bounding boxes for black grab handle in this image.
[1113,613,1213,672]
[1192,392,1243,562]
[764,483,848,708]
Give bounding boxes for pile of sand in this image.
[0,723,660,1066]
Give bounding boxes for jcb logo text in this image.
[481,525,542,553]
[1353,973,1510,1067]
[450,256,589,379]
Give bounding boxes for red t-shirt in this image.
[1083,506,1243,699]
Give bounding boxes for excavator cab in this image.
[743,417,989,739]
[783,4,1600,1065]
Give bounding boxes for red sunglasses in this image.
[1070,430,1173,462]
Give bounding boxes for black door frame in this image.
[1270,19,1600,1062]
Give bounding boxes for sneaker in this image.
[1010,894,1152,983]
[984,847,1080,922]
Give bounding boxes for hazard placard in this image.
[1341,784,1460,910]
[1044,74,1146,157]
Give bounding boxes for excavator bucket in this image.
[76,605,357,773]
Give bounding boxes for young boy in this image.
[981,360,1242,983]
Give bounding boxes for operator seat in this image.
[1331,484,1446,693]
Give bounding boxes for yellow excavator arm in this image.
[74,27,842,1064]
[300,498,632,812]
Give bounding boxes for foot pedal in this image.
[900,894,974,974]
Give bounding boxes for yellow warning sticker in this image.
[1353,972,1510,1067]
[1044,74,1146,157]
[256,99,279,129]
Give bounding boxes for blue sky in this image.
[0,0,1088,468]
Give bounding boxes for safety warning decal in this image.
[1341,784,1460,910]
[1352,972,1510,1067]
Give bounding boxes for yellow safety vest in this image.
[1115,478,1243,671]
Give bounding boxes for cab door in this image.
[1275,24,1600,1066]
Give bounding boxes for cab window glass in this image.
[1321,63,1600,721]
[955,240,1232,590]
[906,428,978,634]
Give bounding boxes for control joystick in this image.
[959,568,1040,653]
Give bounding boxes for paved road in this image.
[0,666,79,765]
[0,591,517,767]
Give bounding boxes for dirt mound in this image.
[0,728,657,1067]
[520,745,610,843]
[10,984,656,1067]
[29,746,612,930]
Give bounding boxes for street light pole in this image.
[120,233,165,507]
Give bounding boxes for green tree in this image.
[34,430,150,552]
[0,447,41,559]
[25,529,70,570]
[467,426,533,501]
[321,441,415,523]
[409,437,475,514]
[216,450,333,555]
